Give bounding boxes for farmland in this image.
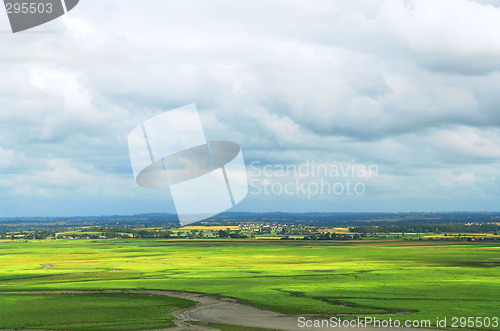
[0,239,498,330]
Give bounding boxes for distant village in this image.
[2,220,498,242]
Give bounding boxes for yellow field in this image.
[319,227,352,234]
[182,226,240,231]
[427,233,500,239]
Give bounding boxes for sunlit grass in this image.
[0,239,498,329]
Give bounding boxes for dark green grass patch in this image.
[0,292,194,330]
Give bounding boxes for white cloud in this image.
[0,147,15,168]
[378,0,500,73]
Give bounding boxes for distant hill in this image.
[1,211,499,227]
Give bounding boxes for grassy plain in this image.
[0,239,498,330]
[0,292,192,330]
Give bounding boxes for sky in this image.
[1,0,500,217]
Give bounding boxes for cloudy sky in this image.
[1,0,500,217]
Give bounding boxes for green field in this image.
[0,239,498,330]
[0,292,192,330]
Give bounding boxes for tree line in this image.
[349,222,499,234]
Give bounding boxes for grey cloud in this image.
[0,0,499,215]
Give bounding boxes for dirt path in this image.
[1,290,425,331]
